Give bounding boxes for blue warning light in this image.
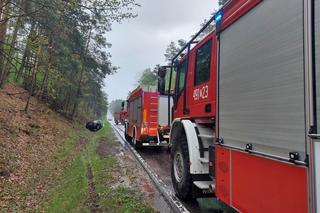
[214,11,223,23]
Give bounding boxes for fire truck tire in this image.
[124,126,132,142]
[132,136,142,149]
[171,132,193,200]
[124,132,132,142]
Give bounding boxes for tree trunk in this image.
[38,45,52,100]
[0,0,10,82]
[0,1,5,17]
[24,63,36,112]
[0,14,22,87]
[23,60,32,89]
[16,49,27,81]
[62,90,68,110]
[71,26,92,119]
[24,42,42,112]
[38,66,49,99]
[16,22,35,82]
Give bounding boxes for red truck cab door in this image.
[186,35,216,119]
[172,34,216,120]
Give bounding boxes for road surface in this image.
[111,123,224,213]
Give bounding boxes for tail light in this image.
[142,109,148,135]
[143,109,147,123]
[141,123,148,135]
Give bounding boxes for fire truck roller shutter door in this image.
[137,96,142,128]
[219,0,306,159]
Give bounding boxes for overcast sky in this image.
[103,0,219,102]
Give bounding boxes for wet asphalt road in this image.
[115,126,172,187]
[138,147,171,188]
[114,124,223,213]
[137,147,201,213]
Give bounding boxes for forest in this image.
[0,0,138,120]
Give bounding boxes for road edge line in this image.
[110,123,190,213]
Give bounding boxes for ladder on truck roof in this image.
[167,6,226,126]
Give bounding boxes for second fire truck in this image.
[124,85,172,148]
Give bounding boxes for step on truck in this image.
[124,85,172,148]
[161,0,320,212]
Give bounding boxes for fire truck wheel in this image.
[124,127,132,142]
[124,132,132,142]
[132,136,142,149]
[171,133,193,200]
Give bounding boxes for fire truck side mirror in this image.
[121,101,125,110]
[158,66,166,78]
[158,66,166,95]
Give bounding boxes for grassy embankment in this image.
[0,84,153,212]
[45,121,154,213]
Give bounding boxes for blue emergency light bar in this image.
[214,11,223,23]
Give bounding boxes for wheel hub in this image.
[174,152,184,183]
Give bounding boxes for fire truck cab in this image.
[164,0,320,212]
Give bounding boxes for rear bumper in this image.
[138,135,169,147]
[138,135,157,142]
[141,141,169,147]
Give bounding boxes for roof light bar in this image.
[214,10,223,23]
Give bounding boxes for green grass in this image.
[45,130,89,213]
[84,123,117,187]
[98,186,154,213]
[46,154,89,213]
[88,122,154,213]
[54,131,79,161]
[44,121,154,213]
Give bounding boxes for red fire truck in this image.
[161,0,320,212]
[114,111,127,125]
[124,86,172,148]
[114,112,121,125]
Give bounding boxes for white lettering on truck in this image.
[193,85,208,101]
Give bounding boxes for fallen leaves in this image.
[0,84,74,212]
